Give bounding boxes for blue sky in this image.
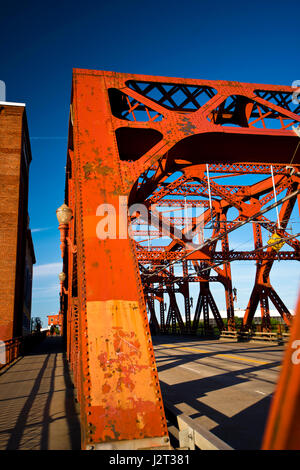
[0,1,299,327]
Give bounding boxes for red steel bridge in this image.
[56,69,300,449]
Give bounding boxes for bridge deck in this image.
[0,335,286,450]
[0,337,81,450]
[153,336,285,450]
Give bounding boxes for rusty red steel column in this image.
[262,292,300,449]
[70,70,169,449]
[220,211,235,330]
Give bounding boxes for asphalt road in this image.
[152,336,286,450]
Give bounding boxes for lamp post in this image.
[56,203,73,258]
[58,271,68,337]
[56,204,73,343]
[59,271,68,295]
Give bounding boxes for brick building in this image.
[0,101,35,341]
[47,313,63,332]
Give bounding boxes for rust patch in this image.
[178,117,197,135]
[82,158,113,180]
[97,327,146,393]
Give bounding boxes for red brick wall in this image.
[48,314,63,327]
[0,105,27,341]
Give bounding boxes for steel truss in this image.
[135,161,300,333]
[62,70,300,449]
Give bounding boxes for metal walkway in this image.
[0,337,81,450]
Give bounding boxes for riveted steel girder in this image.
[62,69,300,449]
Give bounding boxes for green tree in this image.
[50,324,56,336]
[32,317,42,333]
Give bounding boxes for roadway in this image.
[152,336,286,450]
[0,335,286,450]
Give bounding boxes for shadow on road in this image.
[152,336,282,449]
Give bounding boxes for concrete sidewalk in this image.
[0,337,81,450]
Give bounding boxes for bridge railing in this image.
[0,332,47,371]
[164,399,233,450]
[0,337,22,370]
[219,329,290,344]
[7,338,21,365]
[250,331,280,343]
[219,330,239,341]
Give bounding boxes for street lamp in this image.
[58,271,66,282]
[59,271,68,295]
[56,203,73,258]
[56,203,73,225]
